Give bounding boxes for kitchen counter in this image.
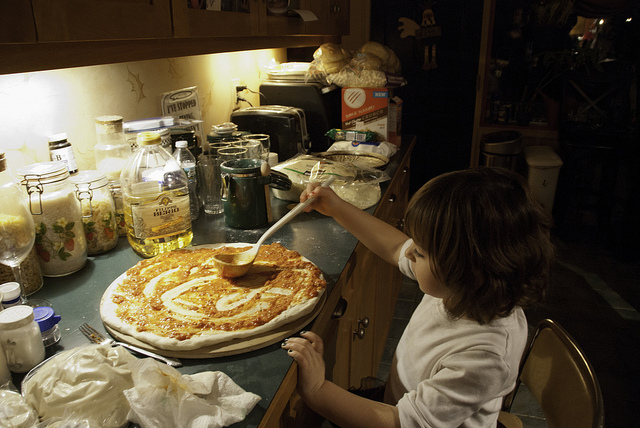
[12,140,413,427]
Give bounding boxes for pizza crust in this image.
[100,243,326,352]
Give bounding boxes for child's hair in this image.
[404,167,555,324]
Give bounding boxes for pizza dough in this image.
[100,243,326,352]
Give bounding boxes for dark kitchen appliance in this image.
[259,81,341,153]
[230,105,310,162]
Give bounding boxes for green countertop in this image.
[14,143,409,426]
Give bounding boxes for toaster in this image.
[230,105,310,162]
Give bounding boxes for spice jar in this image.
[17,161,88,277]
[0,282,21,309]
[0,305,46,373]
[33,306,61,347]
[71,171,118,255]
[0,248,43,296]
[110,184,126,237]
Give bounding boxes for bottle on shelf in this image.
[120,131,193,258]
[172,140,200,221]
[47,133,78,174]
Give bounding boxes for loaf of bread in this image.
[313,43,349,74]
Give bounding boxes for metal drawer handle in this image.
[332,297,348,319]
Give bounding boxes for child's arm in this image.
[283,331,401,428]
[300,183,409,266]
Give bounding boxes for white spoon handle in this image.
[256,175,336,248]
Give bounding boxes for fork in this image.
[78,323,182,368]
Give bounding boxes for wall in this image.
[0,48,287,174]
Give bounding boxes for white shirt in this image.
[386,239,527,427]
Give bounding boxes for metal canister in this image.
[17,162,88,276]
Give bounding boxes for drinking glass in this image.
[235,139,263,160]
[0,183,36,304]
[197,153,224,215]
[217,147,248,162]
[242,134,270,161]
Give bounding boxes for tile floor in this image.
[376,233,640,428]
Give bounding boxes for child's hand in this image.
[300,182,341,216]
[282,331,326,400]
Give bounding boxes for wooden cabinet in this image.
[171,0,349,38]
[0,0,348,75]
[31,0,173,41]
[471,0,559,167]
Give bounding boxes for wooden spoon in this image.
[213,175,335,278]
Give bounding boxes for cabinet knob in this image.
[388,194,397,203]
[359,317,370,329]
[332,297,348,320]
[396,218,405,231]
[354,327,366,340]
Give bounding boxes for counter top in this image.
[12,142,412,427]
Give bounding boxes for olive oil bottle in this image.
[120,131,193,258]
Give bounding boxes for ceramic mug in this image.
[220,159,270,229]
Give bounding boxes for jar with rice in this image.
[17,162,88,277]
[70,171,118,255]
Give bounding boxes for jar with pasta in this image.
[71,171,118,255]
[17,161,88,277]
[0,247,43,296]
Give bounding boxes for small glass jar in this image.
[0,248,43,296]
[33,306,61,347]
[71,171,119,255]
[94,115,132,183]
[0,282,21,309]
[0,305,46,373]
[17,162,88,276]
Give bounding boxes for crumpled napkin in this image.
[124,359,261,428]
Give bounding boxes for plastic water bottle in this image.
[173,140,200,221]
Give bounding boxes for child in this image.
[281,167,554,428]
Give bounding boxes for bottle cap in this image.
[47,133,68,143]
[0,305,34,330]
[0,282,21,305]
[33,306,62,332]
[136,131,162,146]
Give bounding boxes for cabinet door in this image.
[308,0,349,36]
[348,244,377,387]
[31,0,172,42]
[172,0,259,38]
[371,163,410,366]
[0,2,37,43]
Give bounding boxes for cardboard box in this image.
[341,87,402,147]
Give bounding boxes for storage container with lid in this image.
[17,161,88,276]
[33,306,61,347]
[0,282,21,309]
[94,115,132,183]
[71,170,119,255]
[48,133,78,174]
[120,131,192,258]
[0,305,46,373]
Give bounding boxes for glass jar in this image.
[0,248,43,296]
[17,162,88,276]
[71,171,119,255]
[120,131,193,258]
[0,305,46,373]
[110,183,126,237]
[94,115,132,183]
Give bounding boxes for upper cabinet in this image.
[31,0,173,41]
[0,0,349,75]
[172,0,349,38]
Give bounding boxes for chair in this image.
[498,319,605,428]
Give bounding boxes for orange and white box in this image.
[341,87,402,147]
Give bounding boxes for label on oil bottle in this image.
[131,193,190,240]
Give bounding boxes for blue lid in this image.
[33,306,62,332]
